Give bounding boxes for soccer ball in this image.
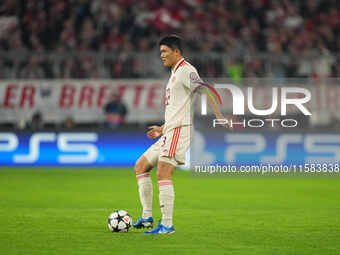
[107,210,132,232]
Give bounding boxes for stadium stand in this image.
[0,0,339,79]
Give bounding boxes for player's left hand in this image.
[147,125,162,139]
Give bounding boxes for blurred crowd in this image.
[0,0,340,79]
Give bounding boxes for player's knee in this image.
[134,156,151,175]
[156,170,162,180]
[156,169,172,180]
[133,160,144,175]
[156,171,166,181]
[156,161,174,180]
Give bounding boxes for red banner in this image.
[0,80,339,124]
[0,80,166,123]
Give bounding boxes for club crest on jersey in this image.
[190,72,199,81]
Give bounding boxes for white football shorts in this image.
[143,125,192,167]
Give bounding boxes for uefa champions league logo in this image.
[200,84,312,128]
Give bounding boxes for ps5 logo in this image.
[0,133,98,164]
[225,134,340,164]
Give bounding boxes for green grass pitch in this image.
[0,168,339,255]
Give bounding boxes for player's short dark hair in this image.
[159,35,183,53]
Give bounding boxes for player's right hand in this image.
[147,125,162,139]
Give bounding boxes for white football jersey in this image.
[163,58,201,133]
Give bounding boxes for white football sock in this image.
[136,173,153,219]
[158,180,175,228]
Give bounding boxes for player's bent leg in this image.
[145,159,176,234]
[134,155,152,175]
[133,156,154,229]
[156,160,176,180]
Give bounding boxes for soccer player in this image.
[132,35,225,234]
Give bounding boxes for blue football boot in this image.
[144,220,175,234]
[132,216,153,229]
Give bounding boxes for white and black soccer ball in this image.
[107,210,132,232]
